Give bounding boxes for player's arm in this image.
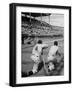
[56,50,61,56]
[42,44,49,49]
[41,44,49,55]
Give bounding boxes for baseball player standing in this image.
[22,40,48,77]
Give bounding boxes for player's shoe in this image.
[22,72,28,77]
[47,59,58,72]
[22,71,33,77]
[47,62,55,72]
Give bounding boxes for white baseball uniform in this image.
[30,43,48,73]
[47,45,59,62]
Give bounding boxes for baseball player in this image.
[46,41,61,71]
[22,40,49,77]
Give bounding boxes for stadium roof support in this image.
[29,13,31,23]
[48,15,50,24]
[41,13,42,25]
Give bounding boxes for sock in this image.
[22,72,28,77]
[28,71,33,76]
[22,71,33,77]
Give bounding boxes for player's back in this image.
[32,44,41,56]
[48,45,58,56]
[32,44,47,56]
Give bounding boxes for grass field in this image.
[21,36,64,77]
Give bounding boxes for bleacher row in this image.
[21,16,52,36]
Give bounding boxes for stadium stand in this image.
[21,15,64,44]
